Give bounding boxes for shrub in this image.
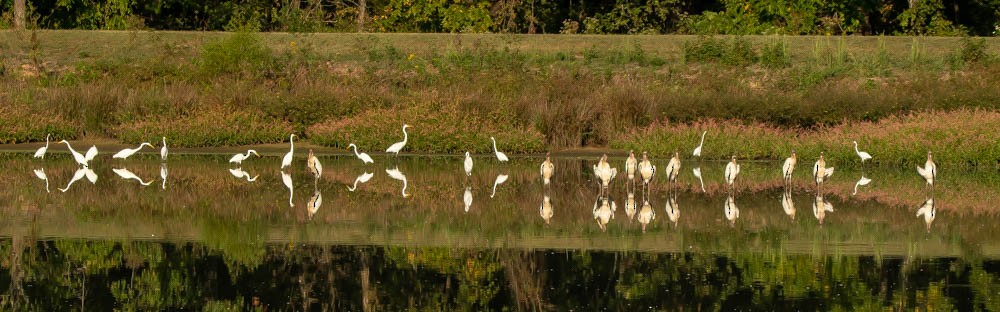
[958,36,988,65]
[114,108,293,147]
[196,32,274,76]
[0,104,80,143]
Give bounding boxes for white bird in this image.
[385,124,411,155]
[724,155,740,186]
[625,150,638,188]
[281,134,296,169]
[464,152,473,176]
[638,152,655,189]
[692,131,707,157]
[812,153,835,185]
[593,197,616,232]
[782,151,797,183]
[852,176,872,195]
[347,172,374,192]
[540,152,555,185]
[781,190,796,220]
[724,194,739,226]
[307,189,322,219]
[281,170,294,207]
[594,154,617,192]
[229,149,260,164]
[539,195,553,224]
[113,168,153,186]
[464,187,473,213]
[59,140,98,167]
[349,143,374,164]
[59,167,97,192]
[160,163,168,190]
[490,174,509,198]
[385,167,410,198]
[853,141,872,163]
[638,200,655,233]
[665,151,681,184]
[812,194,835,225]
[113,142,154,159]
[307,149,323,179]
[917,151,936,189]
[916,197,936,232]
[692,167,705,192]
[665,195,680,228]
[228,168,259,182]
[33,134,50,159]
[33,168,49,193]
[160,137,168,161]
[624,191,637,221]
[490,136,509,162]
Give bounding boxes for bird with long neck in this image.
[386,124,411,156]
[625,150,637,189]
[59,140,98,167]
[693,131,707,157]
[33,134,50,159]
[853,141,872,163]
[540,152,554,185]
[782,151,797,184]
[281,134,296,169]
[638,152,655,195]
[490,137,508,162]
[160,137,168,161]
[724,155,740,189]
[917,151,936,191]
[666,151,681,186]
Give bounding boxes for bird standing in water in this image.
[540,152,555,185]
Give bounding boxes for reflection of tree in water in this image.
[500,250,550,311]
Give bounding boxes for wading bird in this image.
[782,151,797,184]
[386,167,410,198]
[348,172,374,192]
[113,168,153,186]
[160,137,168,161]
[638,200,655,233]
[917,151,937,190]
[540,152,555,185]
[349,143,374,164]
[59,140,98,167]
[33,134,50,159]
[281,134,296,169]
[665,151,681,186]
[385,124,411,156]
[853,141,872,164]
[464,152,473,176]
[692,131,707,157]
[625,150,637,189]
[490,137,509,162]
[724,155,740,188]
[813,152,835,186]
[229,150,260,165]
[638,152,655,192]
[33,168,49,193]
[594,155,617,194]
[307,149,323,179]
[113,142,154,160]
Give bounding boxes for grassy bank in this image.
[1,30,999,165]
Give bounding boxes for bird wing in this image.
[825,167,835,177]
[315,159,323,176]
[813,161,819,177]
[34,147,46,157]
[916,165,929,179]
[85,146,99,161]
[33,169,46,179]
[84,169,98,183]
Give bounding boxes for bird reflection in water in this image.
[665,193,680,228]
[32,169,49,193]
[539,194,553,224]
[781,188,796,221]
[59,167,97,192]
[592,194,616,232]
[281,171,294,207]
[812,193,834,225]
[113,167,152,186]
[724,193,739,227]
[348,172,374,192]
[464,187,473,213]
[490,174,509,198]
[852,175,872,196]
[307,189,322,220]
[160,163,168,190]
[624,191,637,221]
[228,168,259,182]
[386,167,410,198]
[916,196,936,232]
[692,167,706,193]
[638,199,654,233]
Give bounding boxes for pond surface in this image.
[2,151,1000,310]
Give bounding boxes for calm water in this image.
[2,151,1000,310]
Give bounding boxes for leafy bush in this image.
[958,36,988,65]
[683,36,758,66]
[760,39,790,68]
[0,104,80,143]
[196,33,274,76]
[114,108,292,147]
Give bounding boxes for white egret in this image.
[385,124,411,156]
[464,152,473,176]
[307,149,323,179]
[812,152,835,185]
[852,176,872,196]
[692,167,705,192]
[782,151,797,184]
[160,137,168,161]
[281,170,294,207]
[539,195,553,224]
[33,168,49,193]
[229,149,260,164]
[281,134,296,169]
[33,134,50,159]
[347,172,374,192]
[665,151,681,185]
[624,191,637,221]
[490,174,509,198]
[307,189,322,219]
[638,152,655,191]
[113,168,153,186]
[464,187,473,213]
[160,163,168,190]
[916,151,936,189]
[853,141,872,163]
[724,155,740,187]
[490,137,509,162]
[724,194,739,226]
[916,197,936,232]
[638,200,655,233]
[59,140,98,167]
[665,195,680,228]
[692,131,707,157]
[112,142,154,159]
[349,143,374,164]
[781,190,795,220]
[228,168,259,182]
[59,167,96,192]
[540,152,554,185]
[385,167,410,198]
[625,150,637,189]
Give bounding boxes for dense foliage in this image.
[2,0,1000,35]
